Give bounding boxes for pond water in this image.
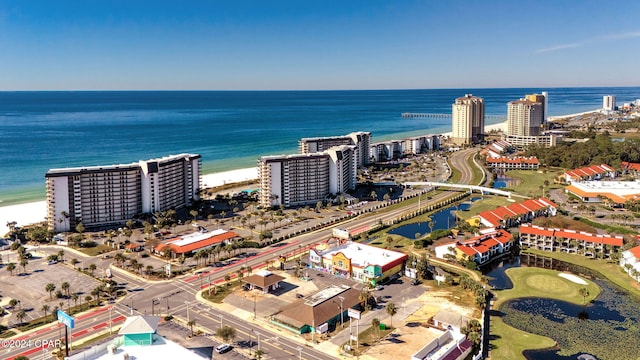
[483,254,640,360]
[493,176,522,189]
[387,198,478,238]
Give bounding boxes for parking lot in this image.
[0,248,102,326]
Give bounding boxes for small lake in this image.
[493,176,522,189]
[387,198,478,238]
[484,254,640,360]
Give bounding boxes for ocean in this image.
[1,87,639,207]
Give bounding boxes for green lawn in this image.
[501,169,563,198]
[490,267,600,360]
[522,249,640,299]
[456,197,514,220]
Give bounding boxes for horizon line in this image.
[0,85,639,92]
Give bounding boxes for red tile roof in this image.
[154,230,239,254]
[486,156,539,165]
[565,164,614,180]
[622,162,640,172]
[519,224,623,246]
[478,198,554,227]
[629,246,640,260]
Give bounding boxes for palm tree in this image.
[84,296,92,310]
[579,287,589,305]
[61,282,70,297]
[46,283,56,299]
[72,293,79,308]
[41,304,50,319]
[6,262,16,276]
[385,302,397,328]
[57,250,65,262]
[19,258,28,274]
[70,258,80,269]
[187,319,197,337]
[88,263,97,276]
[15,309,26,325]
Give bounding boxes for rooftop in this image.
[314,241,407,268]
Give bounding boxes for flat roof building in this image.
[452,94,485,146]
[565,180,640,204]
[309,240,408,284]
[299,131,371,167]
[46,154,201,232]
[259,145,357,208]
[506,99,543,137]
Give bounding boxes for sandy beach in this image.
[0,167,259,237]
[1,123,512,238]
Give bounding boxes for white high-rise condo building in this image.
[507,99,543,137]
[259,146,356,208]
[46,154,201,232]
[451,94,485,145]
[603,95,616,111]
[299,131,370,167]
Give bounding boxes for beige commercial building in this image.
[451,94,485,145]
[506,99,543,136]
[46,154,201,232]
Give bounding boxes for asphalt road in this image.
[4,148,483,360]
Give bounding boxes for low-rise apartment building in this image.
[620,246,640,282]
[476,197,557,228]
[519,224,623,258]
[434,228,514,265]
[485,156,539,170]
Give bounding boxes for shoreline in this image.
[1,122,511,236]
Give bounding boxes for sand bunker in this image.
[559,272,588,285]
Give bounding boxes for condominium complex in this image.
[46,154,201,232]
[603,95,616,111]
[259,145,356,208]
[506,99,543,137]
[370,135,440,162]
[451,94,485,145]
[525,92,547,123]
[299,131,370,167]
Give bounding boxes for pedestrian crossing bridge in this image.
[403,181,512,198]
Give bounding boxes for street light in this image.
[253,294,257,320]
[335,295,344,328]
[297,346,302,360]
[185,301,190,323]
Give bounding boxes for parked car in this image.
[47,260,58,265]
[215,344,232,354]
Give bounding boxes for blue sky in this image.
[1,0,639,90]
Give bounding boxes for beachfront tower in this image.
[46,154,201,232]
[258,146,357,208]
[603,95,616,112]
[299,131,371,167]
[526,92,547,123]
[451,94,485,145]
[506,99,543,137]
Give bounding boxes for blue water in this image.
[1,87,639,206]
[388,198,477,238]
